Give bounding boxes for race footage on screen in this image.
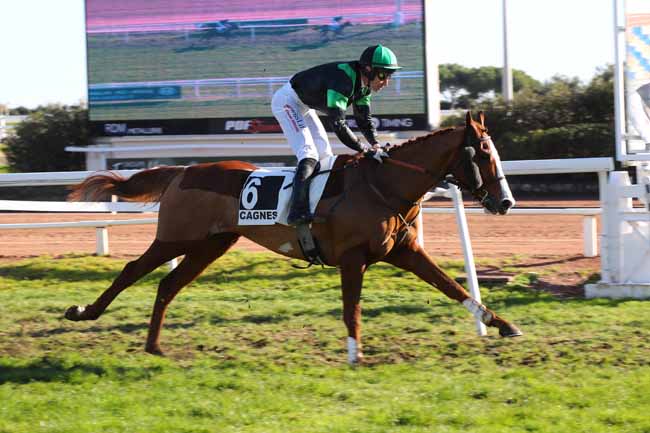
[86,0,426,135]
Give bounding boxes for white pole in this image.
[613,0,627,161]
[394,0,404,26]
[450,185,486,336]
[598,170,610,281]
[416,209,425,248]
[423,0,441,128]
[501,0,513,103]
[96,227,109,256]
[583,216,598,257]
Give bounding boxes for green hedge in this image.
[440,67,615,161]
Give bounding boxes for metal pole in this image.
[502,0,513,103]
[394,0,404,26]
[613,0,627,161]
[423,0,441,128]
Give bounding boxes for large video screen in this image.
[86,0,426,136]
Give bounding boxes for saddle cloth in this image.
[237,155,337,226]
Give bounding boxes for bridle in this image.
[377,128,504,205]
[444,131,505,205]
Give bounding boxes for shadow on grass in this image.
[287,25,389,51]
[209,313,289,325]
[507,255,591,269]
[26,321,197,338]
[174,44,216,53]
[0,357,163,384]
[0,263,130,283]
[0,257,319,285]
[324,304,436,319]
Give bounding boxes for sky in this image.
[0,0,616,109]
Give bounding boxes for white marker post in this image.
[449,184,487,336]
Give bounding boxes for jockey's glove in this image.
[364,147,389,163]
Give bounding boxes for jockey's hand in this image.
[364,146,389,163]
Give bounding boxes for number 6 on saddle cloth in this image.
[237,156,336,227]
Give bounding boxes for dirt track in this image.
[0,199,603,295]
[0,199,600,260]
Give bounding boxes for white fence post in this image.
[96,227,109,255]
[583,216,598,258]
[449,184,486,336]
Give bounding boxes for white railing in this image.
[0,157,613,260]
[89,71,423,102]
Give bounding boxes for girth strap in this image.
[292,223,327,269]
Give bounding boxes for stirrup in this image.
[287,212,313,226]
[293,223,326,268]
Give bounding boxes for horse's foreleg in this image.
[145,233,239,355]
[338,246,368,364]
[384,242,522,337]
[65,239,183,321]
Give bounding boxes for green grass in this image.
[1,251,649,433]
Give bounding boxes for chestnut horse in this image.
[65,111,521,364]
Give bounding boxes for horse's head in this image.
[446,111,515,215]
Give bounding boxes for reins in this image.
[383,158,437,177]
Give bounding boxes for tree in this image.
[441,66,615,160]
[8,106,31,115]
[439,64,542,108]
[4,105,88,172]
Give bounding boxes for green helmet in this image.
[359,45,401,70]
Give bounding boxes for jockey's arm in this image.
[326,107,365,153]
[353,103,378,146]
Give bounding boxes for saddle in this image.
[237,156,337,266]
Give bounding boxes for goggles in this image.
[375,69,395,81]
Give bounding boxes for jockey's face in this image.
[364,67,392,92]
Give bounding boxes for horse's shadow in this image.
[174,44,216,53]
[288,25,390,51]
[27,320,197,338]
[324,304,435,319]
[0,357,163,384]
[0,264,124,283]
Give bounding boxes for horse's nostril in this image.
[498,199,513,215]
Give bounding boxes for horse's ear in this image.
[478,111,485,127]
[465,111,473,126]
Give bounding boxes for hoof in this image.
[348,352,364,365]
[64,305,86,321]
[499,323,523,338]
[145,346,165,356]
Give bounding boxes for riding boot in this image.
[288,158,317,226]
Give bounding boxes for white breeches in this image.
[629,90,650,144]
[272,82,334,162]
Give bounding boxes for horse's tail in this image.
[67,166,185,202]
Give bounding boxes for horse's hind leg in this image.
[64,239,186,321]
[145,233,239,355]
[384,241,522,337]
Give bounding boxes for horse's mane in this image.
[386,126,460,155]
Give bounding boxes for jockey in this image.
[272,44,401,226]
[629,81,650,149]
